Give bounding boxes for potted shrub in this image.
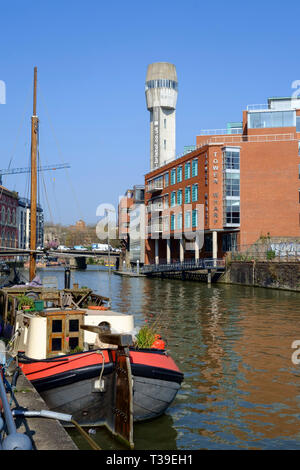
[135,325,157,349]
[18,295,35,311]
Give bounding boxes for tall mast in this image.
[29,67,38,281]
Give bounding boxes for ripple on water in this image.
[37,268,300,450]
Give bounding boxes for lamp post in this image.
[105,208,115,275]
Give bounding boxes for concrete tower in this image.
[145,62,178,170]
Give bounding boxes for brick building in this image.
[144,96,300,264]
[118,186,145,267]
[0,186,18,249]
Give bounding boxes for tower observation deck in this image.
[145,63,178,170]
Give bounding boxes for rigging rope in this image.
[38,84,84,221]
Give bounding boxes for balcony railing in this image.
[196,133,296,149]
[146,180,164,193]
[147,201,164,212]
[147,224,163,233]
[199,128,242,136]
[247,104,270,111]
[147,217,164,233]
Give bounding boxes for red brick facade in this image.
[144,99,300,264]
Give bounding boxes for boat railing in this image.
[0,341,32,450]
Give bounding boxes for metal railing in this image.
[199,128,242,136]
[141,258,225,274]
[230,243,300,262]
[147,223,163,233]
[146,180,164,193]
[247,104,270,111]
[196,132,296,150]
[147,201,164,212]
[0,342,32,450]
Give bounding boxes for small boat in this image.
[9,306,183,447]
[17,346,183,425]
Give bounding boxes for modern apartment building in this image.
[144,96,300,264]
[18,197,44,249]
[118,185,145,267]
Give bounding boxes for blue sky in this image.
[0,0,299,225]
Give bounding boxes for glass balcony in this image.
[146,179,164,193]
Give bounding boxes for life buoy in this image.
[87,306,109,311]
[151,334,165,350]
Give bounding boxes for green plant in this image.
[266,250,276,260]
[70,345,83,353]
[135,325,157,349]
[17,295,35,310]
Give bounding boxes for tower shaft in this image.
[145,63,178,170]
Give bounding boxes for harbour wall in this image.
[219,261,300,292]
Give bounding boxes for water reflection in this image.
[36,267,300,449]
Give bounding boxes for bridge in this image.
[140,258,225,282]
[0,248,120,270]
[0,248,120,257]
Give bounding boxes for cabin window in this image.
[69,337,79,350]
[51,338,62,351]
[69,319,79,332]
[52,320,62,333]
[47,311,84,357]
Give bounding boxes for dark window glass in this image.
[52,320,62,333]
[204,235,212,252]
[69,337,79,350]
[69,319,79,332]
[51,338,62,351]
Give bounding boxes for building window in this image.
[223,148,240,226]
[185,162,191,179]
[177,189,182,206]
[225,200,240,225]
[222,233,237,252]
[297,117,300,133]
[192,209,198,228]
[204,234,212,252]
[225,173,240,197]
[177,166,182,183]
[145,79,178,91]
[224,150,240,170]
[164,139,166,150]
[185,187,191,204]
[192,159,198,177]
[177,213,182,230]
[170,214,175,231]
[185,211,191,229]
[171,169,176,185]
[164,172,169,187]
[192,184,198,202]
[248,110,295,129]
[164,118,166,129]
[171,191,176,207]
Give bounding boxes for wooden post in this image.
[29,67,38,281]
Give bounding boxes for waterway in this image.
[38,266,300,450]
